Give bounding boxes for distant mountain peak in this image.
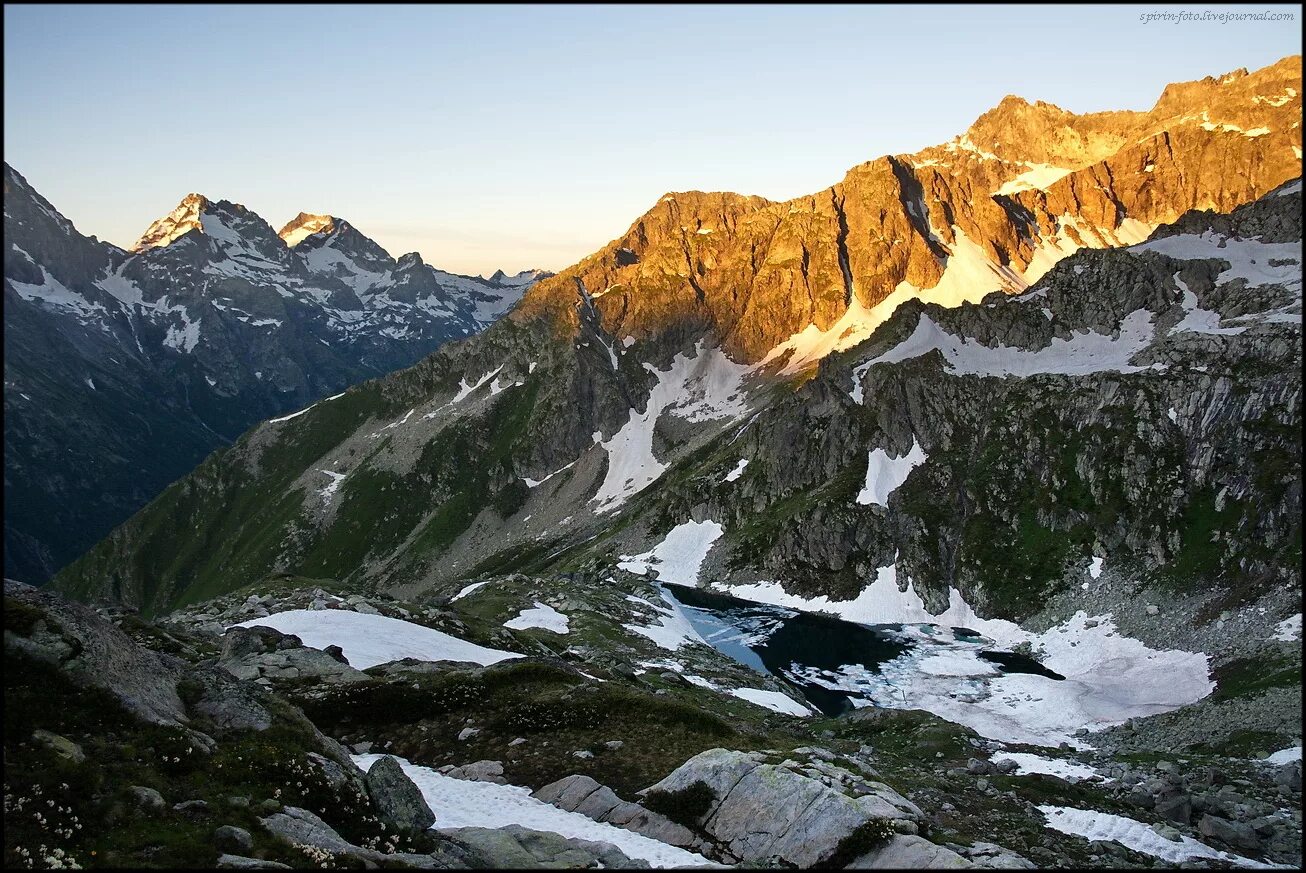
[278,212,337,248]
[130,193,212,252]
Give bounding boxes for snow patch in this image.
[352,755,710,867]
[618,520,724,587]
[728,687,814,716]
[1271,613,1301,642]
[852,309,1159,390]
[856,439,927,507]
[722,459,749,483]
[623,588,708,651]
[504,602,571,634]
[992,752,1105,782]
[1039,806,1283,867]
[233,609,522,669]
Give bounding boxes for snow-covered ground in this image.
[352,755,712,867]
[451,580,492,602]
[618,519,724,586]
[851,308,1160,395]
[1261,746,1302,766]
[1271,613,1301,642]
[856,440,928,507]
[722,458,749,482]
[727,687,815,716]
[592,344,751,511]
[1038,805,1286,868]
[622,590,707,651]
[504,602,570,634]
[713,566,1212,749]
[233,609,522,669]
[991,752,1106,782]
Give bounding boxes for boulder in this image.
[848,835,973,868]
[32,729,85,763]
[1198,813,1261,851]
[1154,793,1192,825]
[362,755,436,832]
[214,825,254,853]
[129,785,165,812]
[439,824,648,869]
[956,841,1036,868]
[534,774,705,853]
[5,580,186,726]
[643,748,920,866]
[1273,761,1301,792]
[444,760,507,784]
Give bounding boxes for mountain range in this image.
[4,166,549,583]
[48,55,1301,620]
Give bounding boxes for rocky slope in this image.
[4,164,545,583]
[8,571,1299,868]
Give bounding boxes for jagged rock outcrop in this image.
[514,56,1300,361]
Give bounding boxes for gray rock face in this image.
[362,755,437,832]
[642,748,921,866]
[848,835,973,868]
[438,824,648,869]
[4,580,186,726]
[533,774,707,854]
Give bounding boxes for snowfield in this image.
[351,754,712,867]
[233,609,522,669]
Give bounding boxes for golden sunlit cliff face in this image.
[514,55,1301,363]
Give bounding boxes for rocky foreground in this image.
[5,577,1300,869]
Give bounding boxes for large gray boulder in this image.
[218,625,369,685]
[5,580,187,726]
[848,835,973,868]
[438,824,648,869]
[260,806,455,867]
[533,774,706,853]
[642,748,921,866]
[363,756,437,832]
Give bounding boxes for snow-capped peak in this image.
[488,268,554,287]
[131,193,210,252]
[278,212,337,248]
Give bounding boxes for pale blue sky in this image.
[4,4,1301,276]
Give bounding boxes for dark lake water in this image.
[666,584,1060,716]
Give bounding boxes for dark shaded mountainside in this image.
[53,56,1301,635]
[3,166,548,584]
